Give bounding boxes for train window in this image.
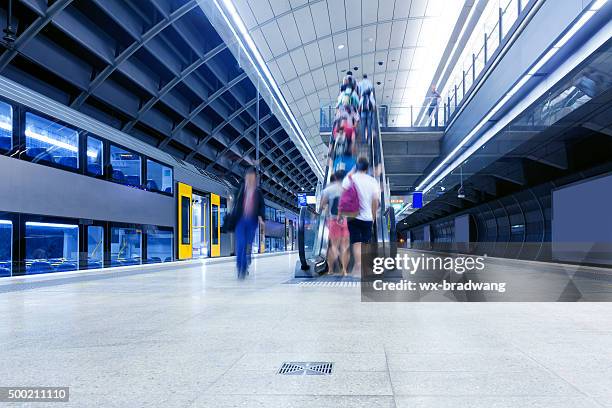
[181,197,190,245]
[110,145,141,188]
[25,112,79,169]
[110,226,141,266]
[0,101,12,152]
[211,204,219,245]
[146,159,173,194]
[87,226,104,269]
[87,136,104,176]
[0,219,11,277]
[25,221,79,274]
[147,228,173,263]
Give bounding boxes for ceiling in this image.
[0,0,319,209]
[230,0,466,164]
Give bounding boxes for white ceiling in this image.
[231,0,465,164]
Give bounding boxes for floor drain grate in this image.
[277,362,334,376]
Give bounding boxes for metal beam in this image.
[121,43,227,133]
[158,72,248,149]
[70,0,198,109]
[0,0,75,72]
[184,96,259,161]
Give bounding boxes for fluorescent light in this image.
[25,128,77,153]
[26,222,79,229]
[0,219,12,225]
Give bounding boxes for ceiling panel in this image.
[249,0,275,23]
[362,0,379,25]
[378,0,396,21]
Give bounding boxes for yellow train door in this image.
[177,182,192,259]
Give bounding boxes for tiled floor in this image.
[0,253,611,407]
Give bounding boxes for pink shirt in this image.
[243,185,255,217]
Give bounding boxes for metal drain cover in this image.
[278,362,334,376]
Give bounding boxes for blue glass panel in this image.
[25,222,79,274]
[87,136,104,176]
[147,229,173,263]
[0,220,12,277]
[110,227,141,266]
[87,226,104,269]
[0,101,12,151]
[25,113,79,168]
[146,159,173,193]
[110,145,141,187]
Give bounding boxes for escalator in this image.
[295,106,396,278]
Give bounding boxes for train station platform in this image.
[1,254,611,407]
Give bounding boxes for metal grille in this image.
[278,362,334,376]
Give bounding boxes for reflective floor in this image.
[1,254,611,407]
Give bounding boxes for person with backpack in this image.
[359,74,375,144]
[331,125,356,173]
[320,170,349,276]
[340,156,380,276]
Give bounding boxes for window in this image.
[87,226,104,269]
[110,227,141,266]
[110,145,141,187]
[0,220,11,277]
[25,112,79,169]
[211,204,219,245]
[147,228,173,263]
[87,136,104,176]
[181,197,190,245]
[25,221,79,274]
[146,159,173,193]
[0,101,12,151]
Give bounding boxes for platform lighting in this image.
[24,128,99,159]
[211,0,323,179]
[416,0,610,194]
[26,222,78,229]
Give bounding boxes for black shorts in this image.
[347,218,373,244]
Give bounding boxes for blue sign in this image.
[297,193,307,207]
[412,191,423,209]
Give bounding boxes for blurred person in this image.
[231,166,265,279]
[320,171,349,276]
[342,156,380,276]
[359,79,376,143]
[428,85,441,125]
[331,125,356,173]
[358,73,373,98]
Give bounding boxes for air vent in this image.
[277,362,333,376]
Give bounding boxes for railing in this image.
[442,0,530,122]
[320,104,446,132]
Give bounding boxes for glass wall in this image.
[25,221,79,274]
[146,159,173,193]
[192,193,209,258]
[0,220,11,277]
[25,112,79,169]
[146,228,173,263]
[87,136,104,176]
[110,227,141,266]
[87,226,104,269]
[110,145,141,187]
[0,100,12,151]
